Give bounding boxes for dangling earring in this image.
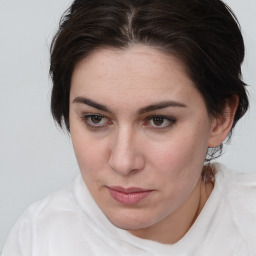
[202,161,216,183]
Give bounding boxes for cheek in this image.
[147,125,210,177]
[71,129,110,178]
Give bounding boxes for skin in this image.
[69,45,237,244]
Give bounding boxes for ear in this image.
[208,95,239,148]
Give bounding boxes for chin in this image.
[111,220,150,232]
[105,209,157,231]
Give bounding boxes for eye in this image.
[81,114,112,129]
[145,115,176,129]
[152,117,166,126]
[90,115,104,124]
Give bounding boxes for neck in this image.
[129,177,214,244]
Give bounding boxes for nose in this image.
[109,127,145,176]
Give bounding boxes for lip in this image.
[107,186,153,205]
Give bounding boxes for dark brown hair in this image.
[50,0,249,160]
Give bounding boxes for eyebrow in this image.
[138,101,187,114]
[73,97,111,113]
[72,97,187,114]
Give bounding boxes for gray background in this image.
[0,0,256,251]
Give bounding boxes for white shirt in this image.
[2,163,256,256]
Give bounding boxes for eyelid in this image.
[80,113,112,129]
[80,113,176,131]
[145,115,176,121]
[144,115,176,129]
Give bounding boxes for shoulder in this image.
[215,163,256,252]
[2,175,85,255]
[21,176,81,219]
[215,163,256,201]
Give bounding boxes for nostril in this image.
[109,150,145,176]
[109,155,134,175]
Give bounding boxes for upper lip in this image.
[108,186,152,193]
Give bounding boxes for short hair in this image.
[50,0,249,160]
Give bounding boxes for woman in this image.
[2,0,256,255]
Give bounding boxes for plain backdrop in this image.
[0,0,255,251]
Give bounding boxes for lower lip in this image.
[108,188,152,205]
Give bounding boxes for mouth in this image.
[107,186,153,205]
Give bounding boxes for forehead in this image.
[75,46,185,76]
[70,45,204,111]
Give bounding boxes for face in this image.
[69,45,215,236]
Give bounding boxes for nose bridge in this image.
[109,125,144,175]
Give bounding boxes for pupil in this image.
[153,117,164,126]
[91,115,102,123]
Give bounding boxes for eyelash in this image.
[80,114,111,129]
[80,114,176,130]
[145,115,176,129]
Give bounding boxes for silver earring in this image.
[202,161,215,183]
